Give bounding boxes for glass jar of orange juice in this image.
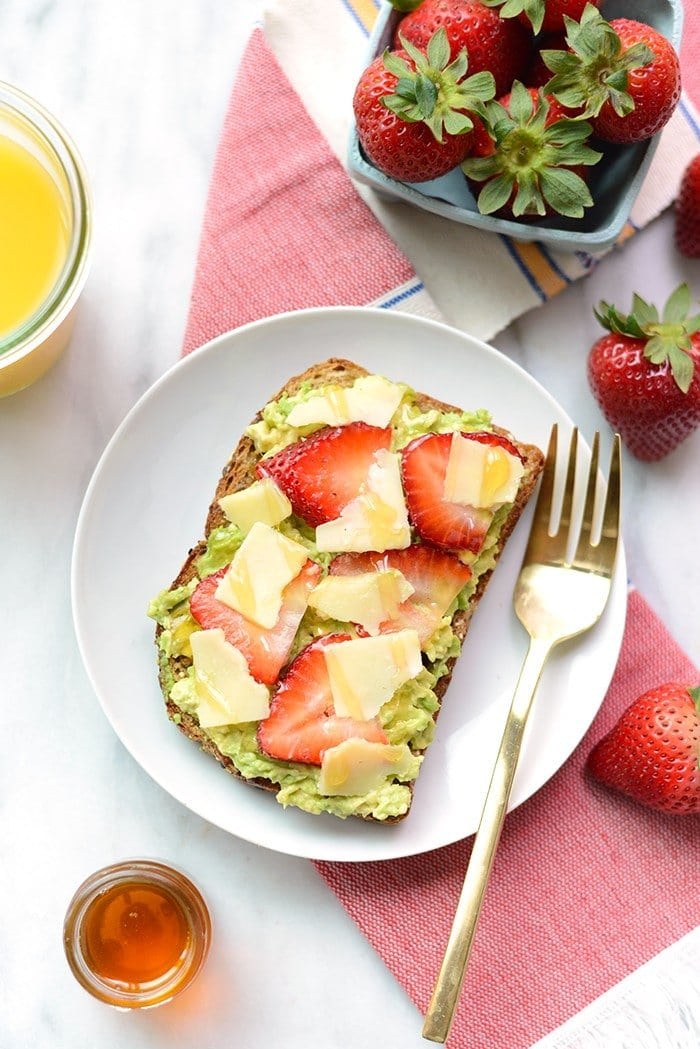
[0,82,92,397]
[63,860,212,1009]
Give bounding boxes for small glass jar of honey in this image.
[0,81,92,397]
[63,860,211,1009]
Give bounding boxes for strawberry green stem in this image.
[481,0,548,36]
[462,82,601,218]
[594,284,700,393]
[689,686,700,716]
[382,29,496,143]
[541,5,654,118]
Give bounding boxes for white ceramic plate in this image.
[72,307,627,863]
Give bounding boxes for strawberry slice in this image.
[329,545,471,645]
[257,634,389,765]
[401,431,520,553]
[257,422,392,527]
[190,560,322,686]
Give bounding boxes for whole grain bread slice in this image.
[155,358,544,821]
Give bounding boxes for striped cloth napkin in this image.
[181,7,700,1047]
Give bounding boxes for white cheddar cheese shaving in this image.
[318,739,416,796]
[218,477,291,534]
[190,629,270,727]
[286,374,405,429]
[323,629,422,720]
[443,434,524,509]
[215,521,308,629]
[308,570,414,635]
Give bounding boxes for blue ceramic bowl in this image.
[347,0,684,253]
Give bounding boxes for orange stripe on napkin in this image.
[344,0,380,34]
[508,241,568,298]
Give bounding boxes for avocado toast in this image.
[148,358,544,823]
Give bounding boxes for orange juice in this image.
[0,133,70,338]
[0,82,91,397]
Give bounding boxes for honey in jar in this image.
[63,860,211,1008]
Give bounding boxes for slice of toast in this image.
[151,358,544,823]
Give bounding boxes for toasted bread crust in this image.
[156,358,544,822]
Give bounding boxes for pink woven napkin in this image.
[183,27,700,1048]
[317,590,700,1046]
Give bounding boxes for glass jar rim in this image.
[0,81,92,365]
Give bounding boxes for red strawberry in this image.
[541,8,681,143]
[401,431,519,552]
[257,634,389,765]
[328,544,472,645]
[190,560,322,685]
[462,82,600,220]
[257,422,391,528]
[675,154,700,259]
[588,285,700,461]
[480,0,600,36]
[353,28,496,183]
[587,683,700,815]
[395,0,533,97]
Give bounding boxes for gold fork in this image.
[422,423,621,1044]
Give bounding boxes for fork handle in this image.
[422,635,552,1044]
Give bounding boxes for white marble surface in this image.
[1,2,699,1048]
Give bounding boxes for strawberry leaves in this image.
[381,29,496,144]
[463,82,601,219]
[595,284,700,394]
[482,0,549,36]
[541,5,654,119]
[691,686,700,720]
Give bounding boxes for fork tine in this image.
[544,427,578,562]
[523,425,586,568]
[572,431,600,553]
[601,434,621,548]
[573,434,621,574]
[522,423,558,564]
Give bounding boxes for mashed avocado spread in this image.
[148,382,508,821]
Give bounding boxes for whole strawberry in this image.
[675,154,700,259]
[353,28,496,182]
[587,683,700,815]
[587,285,700,461]
[542,5,681,143]
[462,82,601,220]
[395,0,533,97]
[481,0,600,36]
